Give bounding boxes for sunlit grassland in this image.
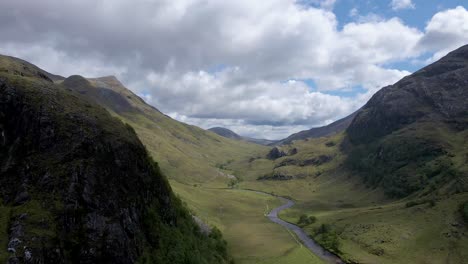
[119,112,267,184]
[224,131,468,264]
[171,181,324,264]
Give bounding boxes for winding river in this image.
[257,191,345,264]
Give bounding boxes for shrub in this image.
[461,202,468,224]
[297,214,317,226]
[405,199,437,208]
[314,224,340,254]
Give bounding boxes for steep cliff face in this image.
[345,45,468,197]
[347,47,468,144]
[0,56,231,264]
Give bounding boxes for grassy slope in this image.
[85,77,267,184]
[82,78,325,263]
[0,57,233,263]
[225,132,468,264]
[62,64,467,263]
[171,181,324,264]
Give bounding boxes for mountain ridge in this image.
[275,111,358,145]
[208,127,277,145]
[344,44,468,197]
[0,54,232,263]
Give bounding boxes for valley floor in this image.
[170,180,325,264]
[171,170,468,264]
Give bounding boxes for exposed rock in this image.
[274,158,298,168]
[257,172,293,181]
[0,55,232,264]
[13,191,30,205]
[192,215,212,235]
[300,155,333,166]
[266,147,287,160]
[344,44,468,197]
[347,45,468,144]
[288,148,298,155]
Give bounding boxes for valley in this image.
[0,45,467,263]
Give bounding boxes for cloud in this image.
[418,6,468,61]
[390,0,415,11]
[0,1,465,139]
[349,8,358,18]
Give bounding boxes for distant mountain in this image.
[0,55,231,263]
[208,127,242,140]
[345,44,468,197]
[275,111,358,145]
[208,127,277,145]
[242,137,277,146]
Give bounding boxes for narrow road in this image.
[262,193,345,264]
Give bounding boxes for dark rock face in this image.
[0,76,173,263]
[257,172,293,181]
[344,45,468,197]
[63,75,136,114]
[0,55,233,264]
[266,147,287,160]
[288,148,298,155]
[274,155,332,169]
[301,155,333,166]
[347,45,468,144]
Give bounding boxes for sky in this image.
[0,0,467,139]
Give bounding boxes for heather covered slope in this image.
[0,55,232,264]
[345,44,468,197]
[61,75,266,184]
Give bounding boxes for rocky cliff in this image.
[0,55,231,263]
[344,45,468,197]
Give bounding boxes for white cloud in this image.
[418,6,468,62]
[0,1,465,139]
[391,0,415,11]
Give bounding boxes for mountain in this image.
[208,127,242,140]
[345,44,468,197]
[58,75,266,184]
[208,127,277,145]
[0,55,232,263]
[275,111,358,145]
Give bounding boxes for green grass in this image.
[170,181,324,264]
[462,201,468,223]
[346,121,468,197]
[122,112,266,184]
[0,205,11,263]
[45,58,468,263]
[221,130,468,264]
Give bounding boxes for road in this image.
[265,195,345,264]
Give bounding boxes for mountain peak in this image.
[347,44,468,144]
[208,127,242,140]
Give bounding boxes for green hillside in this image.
[218,46,468,263]
[2,45,466,264]
[62,75,267,184]
[0,55,232,263]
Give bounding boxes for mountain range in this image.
[0,44,467,264]
[0,55,232,263]
[208,127,277,145]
